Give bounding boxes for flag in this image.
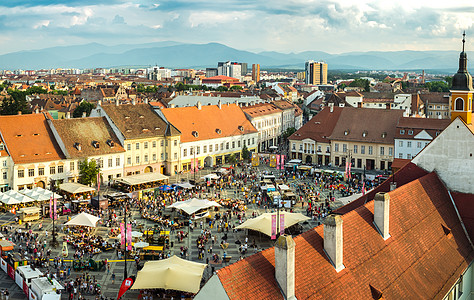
[362,181,366,196]
[127,224,132,250]
[120,223,125,246]
[97,172,101,191]
[348,162,352,179]
[276,154,280,169]
[190,158,194,174]
[280,155,285,170]
[345,161,349,177]
[271,214,277,240]
[117,276,135,300]
[49,196,53,219]
[53,198,57,220]
[280,214,285,236]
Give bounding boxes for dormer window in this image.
[139,115,145,119]
[216,128,222,134]
[238,126,244,132]
[106,139,115,147]
[92,141,100,149]
[408,130,413,135]
[74,142,82,151]
[0,144,4,151]
[400,129,405,134]
[155,127,160,130]
[381,132,387,138]
[192,131,199,138]
[362,131,368,137]
[125,116,130,119]
[344,130,350,136]
[33,133,40,136]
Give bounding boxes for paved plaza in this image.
[0,165,350,300]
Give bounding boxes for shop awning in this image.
[115,172,169,186]
[59,182,95,194]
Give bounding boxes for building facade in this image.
[305,60,328,85]
[242,103,282,152]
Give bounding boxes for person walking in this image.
[111,273,116,284]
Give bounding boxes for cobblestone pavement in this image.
[0,165,347,300]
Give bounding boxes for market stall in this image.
[113,173,169,192]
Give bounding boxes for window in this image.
[399,141,403,147]
[380,147,385,155]
[18,169,24,178]
[39,168,44,176]
[408,130,413,135]
[144,154,148,162]
[2,172,6,180]
[127,157,131,165]
[174,140,178,146]
[28,168,34,177]
[400,129,405,134]
[368,146,373,155]
[165,153,168,160]
[116,157,120,166]
[389,147,393,156]
[174,153,178,160]
[417,142,422,148]
[58,165,64,173]
[399,153,403,159]
[108,158,113,168]
[136,143,140,150]
[152,153,156,161]
[127,144,131,151]
[353,145,358,154]
[70,161,75,171]
[238,141,241,148]
[326,146,330,153]
[2,161,6,167]
[220,143,224,150]
[407,141,412,148]
[407,154,412,159]
[215,144,219,151]
[161,153,164,160]
[226,142,229,150]
[342,144,347,153]
[50,166,55,174]
[334,143,339,152]
[190,147,194,155]
[232,141,235,148]
[292,143,296,150]
[299,145,303,151]
[204,146,207,153]
[209,145,213,152]
[161,140,164,147]
[183,149,187,157]
[361,146,365,154]
[252,138,255,144]
[455,98,464,111]
[166,140,168,146]
[152,141,157,148]
[196,146,200,155]
[144,142,148,149]
[136,156,140,163]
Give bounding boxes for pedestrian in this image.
[4,289,8,300]
[111,273,115,284]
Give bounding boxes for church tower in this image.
[450,32,473,124]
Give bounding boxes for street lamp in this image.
[271,179,282,238]
[50,181,58,247]
[123,204,128,279]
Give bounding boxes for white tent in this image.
[200,173,219,181]
[65,212,100,227]
[133,241,150,249]
[0,194,20,205]
[168,198,221,215]
[29,187,61,200]
[131,255,207,293]
[59,183,95,194]
[117,231,143,239]
[4,190,35,203]
[235,211,310,236]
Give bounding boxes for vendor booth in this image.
[17,207,41,222]
[113,173,169,192]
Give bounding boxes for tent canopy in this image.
[235,211,310,236]
[59,183,95,194]
[173,182,194,189]
[4,190,35,203]
[131,255,207,293]
[168,198,221,215]
[65,212,100,227]
[115,172,169,186]
[200,173,219,181]
[0,193,21,205]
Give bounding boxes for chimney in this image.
[82,112,87,118]
[374,192,390,240]
[329,103,334,113]
[323,214,344,272]
[66,112,71,119]
[35,108,39,114]
[357,102,362,108]
[275,235,296,300]
[218,100,222,109]
[197,101,202,110]
[390,182,397,191]
[132,99,136,105]
[98,99,102,106]
[144,98,148,104]
[115,99,119,106]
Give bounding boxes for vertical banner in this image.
[117,277,135,300]
[280,214,285,236]
[190,158,194,174]
[280,155,285,170]
[53,198,57,220]
[127,224,132,250]
[362,182,366,196]
[120,223,125,246]
[97,172,100,191]
[276,154,280,170]
[49,196,53,219]
[195,158,199,173]
[271,214,277,240]
[348,163,352,179]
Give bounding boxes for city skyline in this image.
[0,0,473,55]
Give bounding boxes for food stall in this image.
[18,207,41,222]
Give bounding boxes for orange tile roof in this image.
[241,103,282,118]
[217,172,474,299]
[161,104,257,143]
[0,113,64,163]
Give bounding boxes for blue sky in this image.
[0,0,473,55]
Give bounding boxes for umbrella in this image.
[235,211,310,236]
[65,212,101,227]
[117,231,143,239]
[131,255,207,293]
[168,198,221,215]
[269,145,278,149]
[133,241,150,249]
[159,185,174,191]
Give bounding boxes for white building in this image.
[242,103,283,152]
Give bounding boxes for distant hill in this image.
[0,41,470,71]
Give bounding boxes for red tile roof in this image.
[216,172,474,299]
[451,192,474,242]
[289,106,343,143]
[0,113,64,163]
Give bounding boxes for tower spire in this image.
[462,31,466,52]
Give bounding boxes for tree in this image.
[78,158,99,186]
[227,153,238,164]
[425,81,450,93]
[26,86,47,95]
[0,90,31,115]
[73,101,95,118]
[349,79,370,92]
[282,127,296,141]
[230,85,243,91]
[216,86,228,92]
[242,145,251,161]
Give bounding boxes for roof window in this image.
[362,131,368,137]
[33,133,40,136]
[238,126,244,132]
[92,141,100,149]
[400,129,405,134]
[381,132,387,138]
[216,128,222,134]
[192,131,199,138]
[408,130,413,135]
[106,139,115,147]
[344,130,350,136]
[74,142,82,151]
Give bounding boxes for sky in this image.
[0,0,473,55]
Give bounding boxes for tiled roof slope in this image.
[101,104,179,139]
[161,104,257,143]
[241,103,282,118]
[289,106,343,143]
[51,117,125,158]
[329,107,403,144]
[451,192,474,242]
[217,172,474,299]
[0,113,64,163]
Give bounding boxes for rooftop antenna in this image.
[462,31,466,52]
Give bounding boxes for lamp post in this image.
[272,179,282,237]
[123,204,128,279]
[50,181,58,247]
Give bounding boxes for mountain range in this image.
[0,41,470,72]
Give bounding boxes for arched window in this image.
[455,98,464,111]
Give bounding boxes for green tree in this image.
[0,90,31,115]
[241,145,251,161]
[227,153,238,164]
[282,127,296,141]
[73,101,95,118]
[26,86,48,95]
[349,79,370,91]
[78,159,100,186]
[425,81,450,92]
[229,85,243,91]
[216,86,228,92]
[444,76,453,88]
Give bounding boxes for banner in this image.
[280,155,285,170]
[280,214,285,236]
[97,172,101,191]
[271,214,277,240]
[362,182,366,196]
[120,223,125,246]
[49,196,53,219]
[190,157,194,174]
[348,163,352,179]
[276,154,280,170]
[53,198,57,220]
[127,224,132,250]
[117,276,135,300]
